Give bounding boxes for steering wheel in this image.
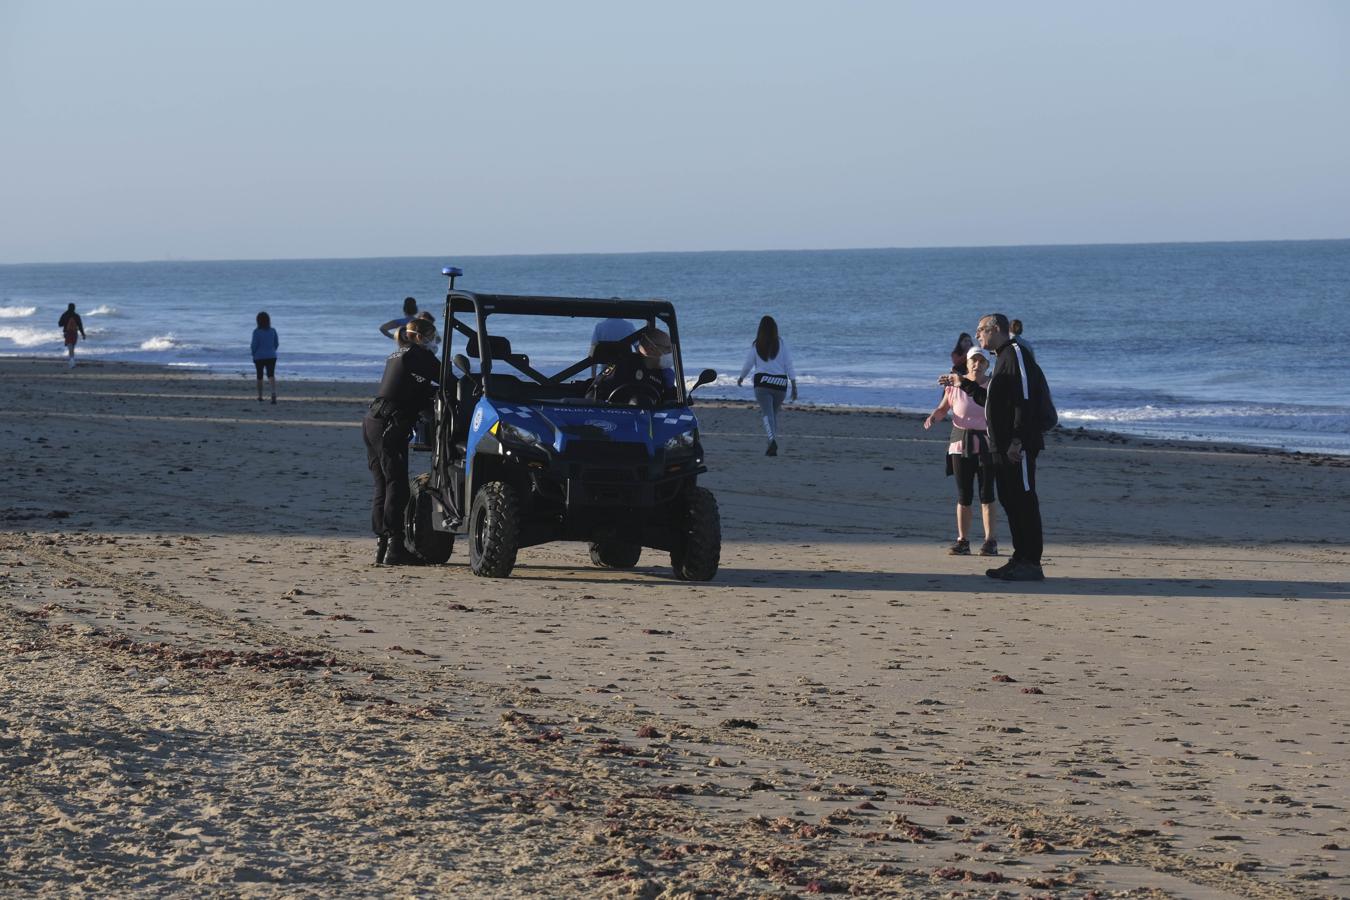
[607,380,664,409]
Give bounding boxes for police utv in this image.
[403,267,722,580]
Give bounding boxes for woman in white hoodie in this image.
[737,315,798,456]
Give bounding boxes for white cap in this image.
[966,347,991,364]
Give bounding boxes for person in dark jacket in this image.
[944,313,1046,581]
[363,317,440,565]
[58,303,86,369]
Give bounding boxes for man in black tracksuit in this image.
[363,318,440,565]
[953,313,1046,582]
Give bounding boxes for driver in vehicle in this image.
[637,327,676,394]
[591,326,675,406]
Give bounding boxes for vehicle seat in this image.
[588,341,642,400]
[465,334,513,361]
[591,340,636,366]
[450,374,480,449]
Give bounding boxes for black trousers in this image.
[363,414,411,538]
[993,449,1042,565]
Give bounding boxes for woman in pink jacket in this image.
[924,346,999,556]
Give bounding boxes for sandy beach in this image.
[2,356,1348,898]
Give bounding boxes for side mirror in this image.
[452,354,471,377]
[690,368,717,393]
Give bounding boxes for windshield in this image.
[447,310,685,408]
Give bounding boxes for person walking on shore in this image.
[363,318,440,566]
[925,346,999,556]
[251,311,280,404]
[1010,318,1034,350]
[737,315,798,456]
[946,314,1048,581]
[379,297,418,340]
[58,303,86,369]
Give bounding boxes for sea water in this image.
[2,241,1347,454]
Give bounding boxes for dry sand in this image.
[2,357,1348,898]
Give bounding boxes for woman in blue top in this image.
[251,311,280,404]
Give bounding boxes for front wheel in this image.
[670,487,721,581]
[589,540,642,569]
[468,481,521,577]
[404,475,453,564]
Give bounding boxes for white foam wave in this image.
[1060,404,1350,434]
[0,306,38,319]
[0,326,57,348]
[140,334,181,351]
[85,304,118,316]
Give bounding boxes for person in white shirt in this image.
[737,315,798,457]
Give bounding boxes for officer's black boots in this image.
[383,536,416,566]
[375,534,390,565]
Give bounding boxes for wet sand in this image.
[2,357,1348,897]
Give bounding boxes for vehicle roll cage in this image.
[438,290,688,404]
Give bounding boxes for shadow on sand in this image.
[476,563,1350,601]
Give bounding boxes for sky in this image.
[1,1,1347,263]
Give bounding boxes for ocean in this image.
[2,241,1347,454]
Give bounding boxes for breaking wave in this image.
[140,334,183,351]
[0,326,56,348]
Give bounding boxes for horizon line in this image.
[3,235,1348,268]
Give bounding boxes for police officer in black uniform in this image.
[589,326,675,406]
[363,317,440,565]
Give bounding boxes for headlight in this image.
[499,422,542,446]
[665,429,697,452]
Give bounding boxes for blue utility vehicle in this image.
[404,268,721,579]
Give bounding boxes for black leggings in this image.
[952,454,994,506]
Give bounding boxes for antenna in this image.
[442,266,463,291]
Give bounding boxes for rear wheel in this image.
[404,475,453,564]
[589,540,642,569]
[670,487,721,581]
[468,481,521,577]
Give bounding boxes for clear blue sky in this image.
[1,0,1347,263]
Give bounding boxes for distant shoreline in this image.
[6,243,1346,457]
[8,355,1348,462]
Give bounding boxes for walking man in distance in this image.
[949,314,1047,581]
[58,303,86,369]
